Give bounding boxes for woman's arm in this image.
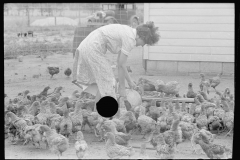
[117,51,134,97]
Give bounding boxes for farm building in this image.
[142,3,234,75]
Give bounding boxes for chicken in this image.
[38,86,51,98]
[40,125,69,159]
[147,113,181,153]
[207,115,224,134]
[196,104,208,129]
[137,105,157,139]
[155,133,174,159]
[64,68,72,78]
[146,100,161,122]
[75,131,88,159]
[155,80,180,97]
[137,78,157,93]
[6,112,29,144]
[59,107,73,138]
[87,111,103,133]
[104,132,135,159]
[194,131,231,159]
[16,105,35,124]
[35,101,50,125]
[24,124,42,148]
[190,127,210,154]
[102,122,131,146]
[199,73,210,94]
[28,101,41,116]
[186,82,197,98]
[47,66,60,79]
[180,121,196,141]
[209,73,223,90]
[119,111,137,134]
[47,86,63,100]
[49,116,63,134]
[70,100,83,133]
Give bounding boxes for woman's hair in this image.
[136,21,160,45]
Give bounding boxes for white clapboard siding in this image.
[159,31,234,39]
[150,9,234,16]
[148,53,234,62]
[150,16,234,24]
[144,3,235,62]
[149,3,234,9]
[156,24,234,32]
[156,39,234,47]
[149,46,234,55]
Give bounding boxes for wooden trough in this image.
[141,96,195,103]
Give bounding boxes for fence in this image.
[4,3,144,59]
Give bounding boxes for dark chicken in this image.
[64,68,72,78]
[47,67,60,79]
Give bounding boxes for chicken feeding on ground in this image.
[23,124,42,148]
[146,113,181,154]
[209,73,223,91]
[104,132,135,159]
[34,101,50,125]
[137,78,157,95]
[191,128,217,154]
[137,104,157,139]
[155,80,180,97]
[40,125,69,159]
[75,131,88,159]
[47,66,60,79]
[155,132,174,159]
[119,111,138,134]
[146,100,161,122]
[207,115,224,135]
[195,104,208,130]
[101,122,132,146]
[6,112,30,144]
[194,129,231,159]
[186,82,197,98]
[70,100,83,133]
[59,107,73,138]
[37,86,51,99]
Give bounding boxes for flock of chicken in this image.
[4,72,234,159]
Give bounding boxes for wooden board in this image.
[141,97,195,103]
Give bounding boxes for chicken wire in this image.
[4,3,143,58]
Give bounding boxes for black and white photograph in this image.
[4,3,234,159]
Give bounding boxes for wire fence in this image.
[4,3,144,59]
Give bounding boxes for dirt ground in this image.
[4,48,234,159]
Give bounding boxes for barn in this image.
[142,3,234,75]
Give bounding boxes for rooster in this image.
[47,67,60,79]
[64,68,72,78]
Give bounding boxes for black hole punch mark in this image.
[96,96,118,118]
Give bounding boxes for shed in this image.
[143,3,234,75]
